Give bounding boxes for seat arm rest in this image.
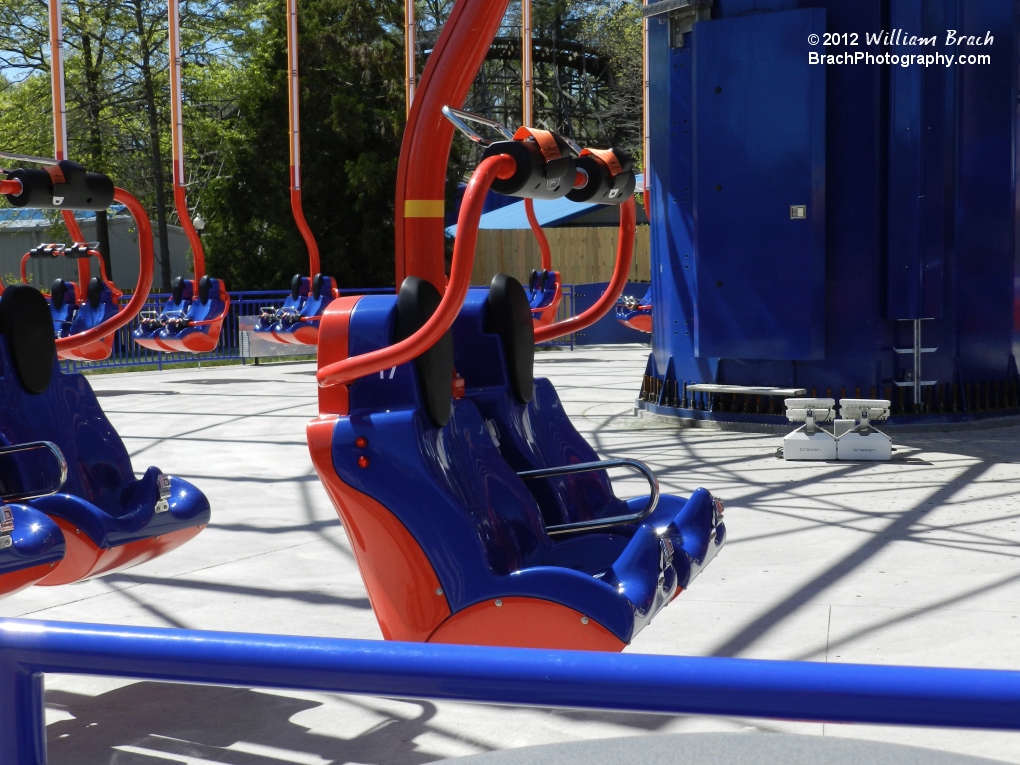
[518,458,659,535]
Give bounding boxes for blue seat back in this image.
[527,269,559,311]
[183,276,226,325]
[299,274,334,319]
[68,278,119,335]
[49,279,79,337]
[453,278,628,527]
[281,275,310,315]
[0,286,135,516]
[163,277,195,319]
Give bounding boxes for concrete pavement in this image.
[3,345,1019,764]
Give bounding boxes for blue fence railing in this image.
[1,618,1019,763]
[60,284,576,373]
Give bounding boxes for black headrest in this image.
[87,277,103,310]
[198,274,211,303]
[394,276,454,428]
[311,273,324,299]
[172,276,185,304]
[290,274,304,299]
[485,273,535,404]
[51,279,67,308]
[529,270,544,292]
[0,285,56,395]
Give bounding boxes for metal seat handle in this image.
[0,441,68,502]
[517,458,660,535]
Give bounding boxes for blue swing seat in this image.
[156,275,228,353]
[453,274,724,591]
[266,274,335,345]
[308,277,701,651]
[49,279,79,338]
[133,276,195,348]
[255,274,309,332]
[0,285,211,585]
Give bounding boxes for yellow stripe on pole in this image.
[404,200,446,218]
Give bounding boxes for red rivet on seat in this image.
[358,455,370,469]
[355,437,368,449]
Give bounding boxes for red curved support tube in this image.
[169,0,207,280]
[524,198,552,272]
[55,188,154,353]
[19,252,31,285]
[287,0,321,278]
[395,0,512,289]
[318,154,514,388]
[47,0,91,291]
[0,179,22,195]
[533,197,636,344]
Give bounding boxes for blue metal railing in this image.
[60,285,576,373]
[1,618,1019,763]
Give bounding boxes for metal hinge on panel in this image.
[644,0,713,48]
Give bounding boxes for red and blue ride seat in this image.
[616,285,652,333]
[59,277,120,361]
[453,275,724,593]
[255,275,310,333]
[268,273,335,346]
[0,284,211,585]
[49,279,79,339]
[155,275,229,353]
[308,277,710,651]
[0,500,65,597]
[133,276,195,351]
[527,269,561,327]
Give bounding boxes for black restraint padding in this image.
[311,273,324,299]
[51,279,67,307]
[290,274,303,299]
[198,275,211,303]
[0,285,56,395]
[394,276,454,428]
[485,273,535,404]
[172,276,185,304]
[87,277,102,310]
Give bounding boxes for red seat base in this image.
[37,518,207,585]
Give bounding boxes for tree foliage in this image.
[202,0,405,290]
[0,0,640,290]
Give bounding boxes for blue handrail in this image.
[1,618,1019,763]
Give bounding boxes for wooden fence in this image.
[470,225,651,285]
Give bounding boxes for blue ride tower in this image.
[639,0,1018,427]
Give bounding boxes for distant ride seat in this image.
[156,275,229,353]
[255,274,310,334]
[49,279,79,339]
[58,277,121,361]
[454,274,724,592]
[271,273,335,346]
[308,277,699,652]
[0,285,211,585]
[616,285,652,333]
[527,269,562,327]
[133,277,196,351]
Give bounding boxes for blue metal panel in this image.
[953,0,1017,381]
[693,8,826,360]
[885,0,949,320]
[649,15,719,384]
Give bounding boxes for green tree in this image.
[202,0,405,290]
